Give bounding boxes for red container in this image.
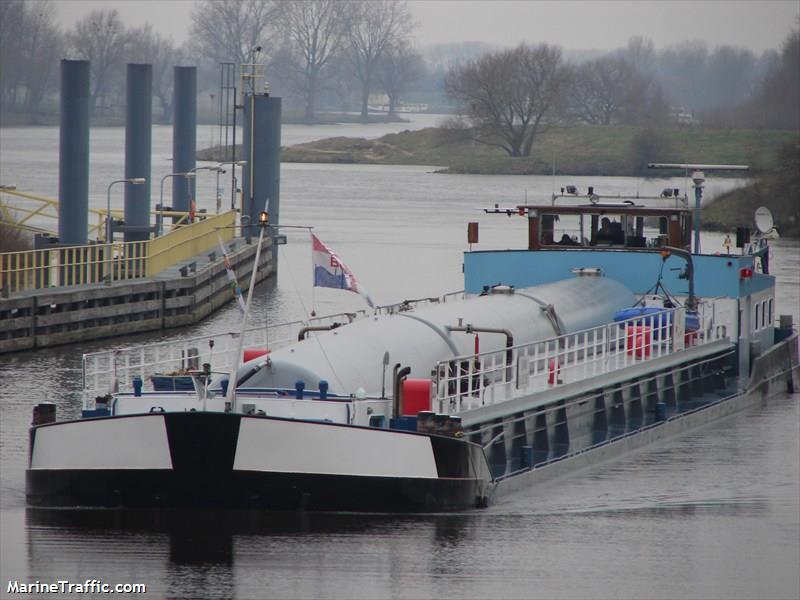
[243,348,270,362]
[626,325,651,359]
[402,379,432,416]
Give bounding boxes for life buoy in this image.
[548,358,562,385]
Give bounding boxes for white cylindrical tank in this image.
[240,275,633,396]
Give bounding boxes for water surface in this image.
[1,121,798,599]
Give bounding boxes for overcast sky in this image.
[53,0,798,53]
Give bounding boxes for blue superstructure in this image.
[465,249,772,298]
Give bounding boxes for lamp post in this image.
[105,177,145,284]
[106,178,145,243]
[691,170,705,255]
[190,164,226,220]
[159,172,195,236]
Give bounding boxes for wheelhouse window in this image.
[528,205,692,251]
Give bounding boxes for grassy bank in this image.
[279,125,795,176]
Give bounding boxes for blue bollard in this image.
[133,376,143,397]
[319,380,329,400]
[295,380,305,400]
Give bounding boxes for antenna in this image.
[648,163,749,255]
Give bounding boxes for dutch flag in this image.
[311,233,374,308]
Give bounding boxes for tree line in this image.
[1,0,796,135]
[444,29,798,158]
[0,0,421,124]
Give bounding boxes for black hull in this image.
[26,469,485,512]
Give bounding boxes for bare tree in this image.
[570,57,636,125]
[619,36,656,76]
[705,46,758,108]
[0,0,27,108]
[347,0,413,122]
[275,0,350,122]
[20,1,63,112]
[68,9,128,115]
[1,0,62,112]
[655,41,709,111]
[189,0,277,66]
[445,44,569,157]
[376,41,424,116]
[750,29,799,130]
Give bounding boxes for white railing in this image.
[433,300,733,415]
[82,311,365,404]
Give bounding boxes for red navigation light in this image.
[739,267,753,279]
[517,207,526,216]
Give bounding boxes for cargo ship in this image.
[26,185,799,511]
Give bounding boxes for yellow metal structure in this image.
[147,211,235,276]
[1,210,237,294]
[0,188,196,242]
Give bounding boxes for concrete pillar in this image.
[172,66,196,215]
[124,63,152,243]
[58,60,90,245]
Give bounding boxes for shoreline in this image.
[0,111,410,128]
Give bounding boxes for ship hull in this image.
[26,412,492,511]
[26,335,798,512]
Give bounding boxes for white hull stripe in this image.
[30,416,172,470]
[233,417,439,478]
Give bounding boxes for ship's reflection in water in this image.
[25,508,479,598]
[24,484,783,600]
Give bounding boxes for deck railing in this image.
[82,311,366,403]
[433,300,734,415]
[0,211,236,293]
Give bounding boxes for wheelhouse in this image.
[521,201,693,252]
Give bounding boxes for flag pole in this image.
[225,211,269,413]
[310,230,317,317]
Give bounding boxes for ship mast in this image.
[648,163,749,254]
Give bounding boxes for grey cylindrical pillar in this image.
[172,66,196,215]
[242,95,281,241]
[58,59,90,245]
[124,63,152,243]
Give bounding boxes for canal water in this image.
[1,118,798,599]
